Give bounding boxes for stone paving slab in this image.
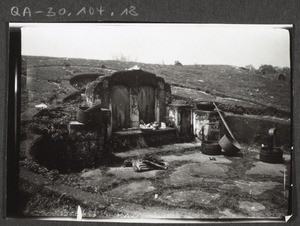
[165,170,204,187]
[219,184,236,190]
[106,167,159,179]
[239,201,266,212]
[160,190,220,206]
[234,181,281,195]
[165,163,228,186]
[245,162,286,177]
[161,152,232,164]
[187,163,229,177]
[108,202,211,218]
[107,181,156,199]
[219,209,248,218]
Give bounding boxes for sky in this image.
[19,23,291,68]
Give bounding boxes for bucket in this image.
[259,127,283,163]
[77,104,102,126]
[219,134,241,156]
[196,101,215,111]
[259,146,283,164]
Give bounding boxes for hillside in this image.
[22,56,291,118]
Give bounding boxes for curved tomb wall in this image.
[85,70,171,131]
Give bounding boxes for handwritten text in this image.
[10,6,138,18]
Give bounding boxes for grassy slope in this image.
[23,56,291,114]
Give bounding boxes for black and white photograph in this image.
[15,23,292,220]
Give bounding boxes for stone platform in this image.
[111,127,180,151]
[19,143,292,219]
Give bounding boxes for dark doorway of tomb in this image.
[138,86,155,123]
[179,108,192,136]
[111,85,130,130]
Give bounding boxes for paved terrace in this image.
[19,142,291,220]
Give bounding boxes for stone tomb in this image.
[168,104,194,142]
[85,70,171,133]
[68,70,180,152]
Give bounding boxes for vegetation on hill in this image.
[22,56,291,116]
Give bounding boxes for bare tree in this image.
[112,53,138,62]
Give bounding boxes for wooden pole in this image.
[213,102,236,141]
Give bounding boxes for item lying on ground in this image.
[132,154,168,172]
[260,127,283,163]
[126,65,141,70]
[160,122,166,129]
[213,102,241,155]
[35,103,48,109]
[132,160,150,172]
[140,121,160,130]
[123,160,132,167]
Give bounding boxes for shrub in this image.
[29,108,73,141]
[175,61,183,66]
[64,62,71,67]
[258,64,277,74]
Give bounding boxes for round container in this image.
[260,146,283,163]
[77,106,89,124]
[77,105,102,126]
[196,101,215,111]
[201,140,222,155]
[219,134,241,156]
[70,72,103,89]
